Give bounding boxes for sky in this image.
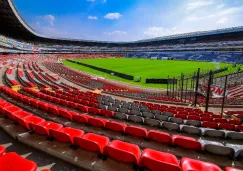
[13,0,243,42]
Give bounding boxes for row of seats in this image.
[24,88,243,139]
[0,99,241,171]
[0,145,50,171]
[2,87,243,159]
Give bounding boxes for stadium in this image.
[0,0,243,170]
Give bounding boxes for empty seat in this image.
[105,121,127,133]
[152,110,161,115]
[108,106,118,112]
[144,118,161,127]
[114,112,128,120]
[187,115,200,121]
[0,152,38,171]
[38,102,49,111]
[125,126,147,138]
[186,120,201,127]
[235,125,243,132]
[88,107,100,115]
[225,167,243,171]
[228,119,242,125]
[50,127,84,144]
[140,148,181,171]
[155,114,168,121]
[4,106,22,120]
[213,118,228,123]
[17,116,45,130]
[73,114,93,124]
[104,140,140,164]
[118,108,128,113]
[32,121,63,136]
[181,157,221,171]
[130,110,141,116]
[182,125,202,135]
[203,128,225,138]
[142,112,154,118]
[200,140,235,157]
[201,121,218,129]
[12,111,32,123]
[226,132,243,140]
[88,118,109,128]
[74,133,110,154]
[148,130,172,144]
[201,116,213,122]
[162,122,180,132]
[218,123,235,131]
[128,115,144,123]
[0,146,6,156]
[59,109,72,120]
[170,117,184,124]
[172,135,202,150]
[48,105,59,115]
[163,112,173,117]
[100,110,114,117]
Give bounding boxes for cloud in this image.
[104,31,127,36]
[217,4,225,9]
[216,17,228,24]
[88,15,98,20]
[103,0,107,3]
[186,6,243,21]
[42,15,55,26]
[87,0,95,2]
[104,13,122,20]
[144,27,182,38]
[187,1,213,10]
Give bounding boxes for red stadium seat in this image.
[74,133,110,154]
[125,126,148,138]
[0,152,38,171]
[104,140,140,164]
[140,148,181,171]
[105,121,127,133]
[201,121,218,129]
[181,157,221,171]
[38,102,49,111]
[235,125,243,132]
[32,121,63,136]
[213,118,228,123]
[218,123,235,131]
[212,115,222,118]
[0,146,6,156]
[100,110,114,117]
[174,114,187,119]
[59,109,72,120]
[188,115,200,121]
[228,119,242,125]
[72,113,93,124]
[77,104,88,113]
[13,111,32,123]
[50,127,84,144]
[16,116,45,130]
[172,135,202,150]
[88,118,109,128]
[48,105,59,115]
[88,107,100,115]
[225,167,243,171]
[4,106,22,120]
[200,116,213,122]
[148,130,172,144]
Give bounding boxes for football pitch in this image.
[63,58,230,89]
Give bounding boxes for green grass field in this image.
[63,58,230,89]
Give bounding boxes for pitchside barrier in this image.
[66,59,134,80]
[146,78,177,84]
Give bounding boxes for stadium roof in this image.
[1,0,243,46]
